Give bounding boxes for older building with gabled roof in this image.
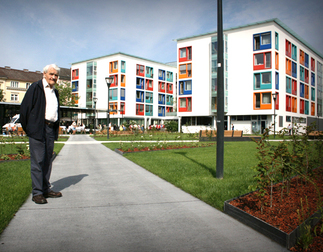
[0,66,70,103]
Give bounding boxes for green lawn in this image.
[0,143,65,234]
[102,141,258,211]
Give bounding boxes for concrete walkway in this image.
[0,135,288,252]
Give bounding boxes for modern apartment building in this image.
[71,52,177,128]
[175,18,323,134]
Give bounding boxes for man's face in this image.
[44,67,59,87]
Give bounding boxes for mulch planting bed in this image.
[229,167,323,251]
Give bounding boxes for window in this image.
[311,102,315,116]
[10,93,18,101]
[286,95,292,112]
[145,104,153,116]
[166,71,173,82]
[120,102,125,114]
[300,99,305,114]
[179,63,192,79]
[285,40,291,57]
[286,77,291,94]
[311,57,315,72]
[136,104,144,115]
[136,64,145,76]
[305,69,309,83]
[300,82,305,98]
[253,52,271,70]
[72,81,79,92]
[166,95,173,105]
[179,46,192,62]
[275,72,279,90]
[158,81,165,92]
[305,53,309,68]
[305,84,309,99]
[158,94,165,105]
[300,66,305,82]
[136,77,144,89]
[109,102,117,115]
[72,93,78,104]
[305,101,309,115]
[311,87,315,101]
[109,88,118,100]
[109,61,118,73]
[26,83,31,89]
[121,61,126,73]
[292,62,297,78]
[292,97,297,113]
[253,92,272,109]
[109,75,118,87]
[300,50,305,66]
[311,73,315,86]
[179,97,192,112]
[145,79,153,91]
[121,74,126,87]
[120,88,125,101]
[146,66,153,78]
[158,69,165,80]
[179,80,192,95]
[166,83,173,94]
[292,79,297,96]
[72,69,79,80]
[10,81,19,88]
[145,92,153,103]
[273,92,279,110]
[275,52,279,70]
[292,44,297,61]
[275,32,279,50]
[286,58,292,75]
[136,90,144,102]
[254,72,271,89]
[158,106,165,117]
[253,32,271,51]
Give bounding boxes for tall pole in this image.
[107,87,110,139]
[216,0,224,179]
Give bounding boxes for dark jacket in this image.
[20,79,60,140]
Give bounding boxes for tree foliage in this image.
[54,81,79,106]
[0,89,5,102]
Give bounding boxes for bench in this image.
[308,131,323,138]
[110,131,134,136]
[200,130,243,138]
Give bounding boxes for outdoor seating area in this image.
[308,131,323,138]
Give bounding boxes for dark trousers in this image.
[29,124,55,196]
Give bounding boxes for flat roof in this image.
[175,18,323,59]
[71,52,177,68]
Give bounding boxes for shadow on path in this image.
[51,174,88,192]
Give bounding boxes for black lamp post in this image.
[93,97,98,133]
[272,92,277,139]
[105,76,114,139]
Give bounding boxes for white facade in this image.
[71,53,177,128]
[176,19,323,134]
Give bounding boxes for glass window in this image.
[262,93,271,104]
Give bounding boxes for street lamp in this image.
[272,92,277,139]
[105,76,114,139]
[93,97,98,133]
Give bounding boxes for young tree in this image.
[0,89,5,102]
[55,81,79,106]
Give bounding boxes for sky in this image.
[0,0,322,72]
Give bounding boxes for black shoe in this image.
[32,195,47,204]
[44,191,62,198]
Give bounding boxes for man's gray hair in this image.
[43,64,60,74]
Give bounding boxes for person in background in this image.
[20,64,63,204]
[231,124,234,131]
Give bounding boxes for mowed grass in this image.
[103,141,258,210]
[0,143,65,234]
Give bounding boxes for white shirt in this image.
[43,79,58,122]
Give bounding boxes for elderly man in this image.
[20,64,62,204]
